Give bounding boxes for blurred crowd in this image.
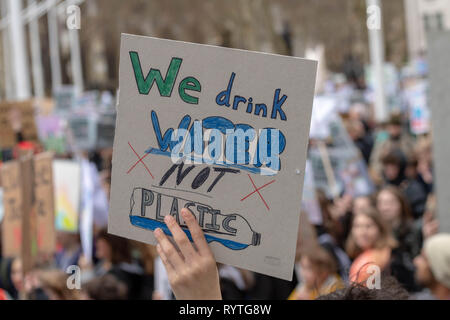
[1,55,450,301]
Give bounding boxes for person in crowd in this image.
[346,208,397,285]
[414,136,433,195]
[83,274,128,300]
[413,234,450,300]
[37,270,83,300]
[318,276,409,300]
[421,194,439,241]
[54,232,82,271]
[376,186,421,291]
[219,265,254,300]
[318,190,353,249]
[314,194,352,281]
[352,195,374,216]
[289,246,344,300]
[81,229,150,299]
[0,257,22,299]
[370,113,414,184]
[129,241,156,300]
[402,155,428,219]
[380,148,407,187]
[346,119,374,164]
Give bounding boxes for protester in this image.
[289,246,344,300]
[352,195,374,216]
[413,234,450,300]
[37,270,83,300]
[89,229,150,300]
[376,186,421,291]
[370,113,414,184]
[380,148,407,187]
[0,257,22,299]
[55,232,83,271]
[83,274,128,300]
[346,208,396,285]
[318,276,409,300]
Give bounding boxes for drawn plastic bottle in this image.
[129,187,261,250]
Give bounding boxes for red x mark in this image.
[240,174,276,211]
[127,142,154,179]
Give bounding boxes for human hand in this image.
[422,210,439,240]
[154,208,222,300]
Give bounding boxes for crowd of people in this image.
[1,61,450,301]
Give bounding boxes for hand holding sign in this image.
[109,34,317,280]
[155,208,221,300]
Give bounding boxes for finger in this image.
[181,208,211,255]
[156,243,176,278]
[154,228,185,269]
[164,215,197,261]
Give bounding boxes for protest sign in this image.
[96,112,116,149]
[405,80,430,135]
[108,34,317,280]
[0,156,38,273]
[1,161,23,257]
[67,114,98,151]
[54,85,75,114]
[20,156,38,274]
[36,115,67,154]
[16,101,39,143]
[0,101,39,148]
[428,31,450,233]
[53,160,81,232]
[0,102,16,149]
[34,153,56,255]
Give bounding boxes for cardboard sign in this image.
[428,31,450,233]
[0,102,16,148]
[20,156,38,274]
[34,153,56,254]
[67,114,98,151]
[108,34,317,280]
[0,101,39,148]
[53,160,81,232]
[17,101,39,143]
[1,161,23,257]
[1,154,56,262]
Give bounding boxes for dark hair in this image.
[381,149,406,167]
[84,274,128,300]
[387,113,403,126]
[318,275,409,300]
[97,229,132,265]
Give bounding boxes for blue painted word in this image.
[149,111,286,174]
[216,72,288,121]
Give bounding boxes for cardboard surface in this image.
[109,34,317,280]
